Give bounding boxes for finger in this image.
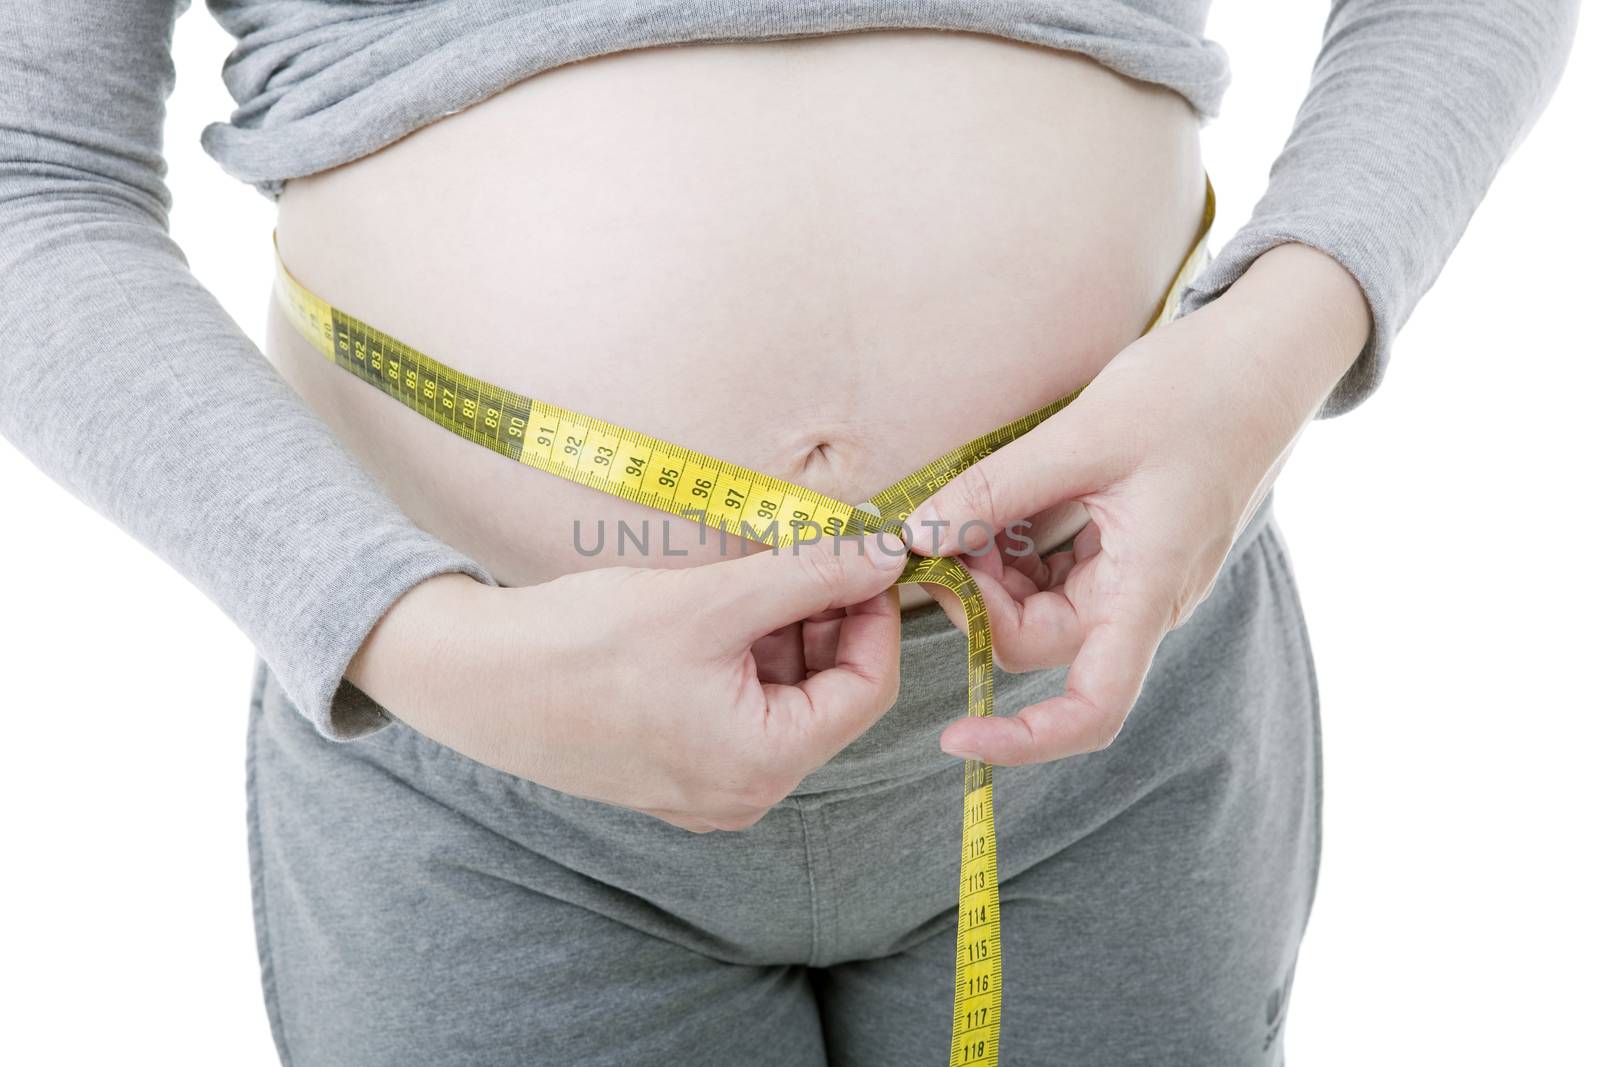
[995,547,1051,593]
[802,613,847,673]
[752,622,806,685]
[963,543,1005,581]
[764,588,901,763]
[924,583,970,635]
[939,611,1164,764]
[918,556,1003,635]
[985,582,1090,673]
[997,559,1050,603]
[1069,519,1103,563]
[919,547,1096,674]
[962,521,1054,597]
[918,565,1044,672]
[980,531,1104,672]
[1042,548,1080,590]
[902,418,1116,557]
[696,533,907,648]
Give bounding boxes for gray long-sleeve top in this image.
[0,1,1580,740]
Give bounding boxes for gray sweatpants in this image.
[245,492,1319,1065]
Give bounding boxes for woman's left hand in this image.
[902,242,1372,766]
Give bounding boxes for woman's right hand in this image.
[347,533,906,832]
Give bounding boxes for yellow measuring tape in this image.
[272,179,1214,1064]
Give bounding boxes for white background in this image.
[2,5,1595,1064]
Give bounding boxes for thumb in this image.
[902,417,1111,557]
[694,532,908,648]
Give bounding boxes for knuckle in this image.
[801,540,850,595]
[748,775,795,811]
[1080,711,1125,753]
[1007,652,1043,673]
[994,631,1064,674]
[876,669,902,713]
[727,759,795,813]
[953,462,1003,531]
[709,809,767,833]
[662,814,714,834]
[995,643,1038,673]
[679,777,781,831]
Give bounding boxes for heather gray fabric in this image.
[0,0,1578,740]
[248,495,1317,1065]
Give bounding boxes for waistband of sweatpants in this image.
[789,487,1280,797]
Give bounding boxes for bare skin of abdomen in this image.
[266,30,1205,610]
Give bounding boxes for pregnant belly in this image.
[265,29,1205,609]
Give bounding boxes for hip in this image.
[252,486,1309,834]
[246,510,1322,1058]
[247,518,1318,1049]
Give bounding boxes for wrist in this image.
[346,571,489,718]
[1214,241,1373,418]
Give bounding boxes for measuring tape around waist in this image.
[271,178,1214,1065]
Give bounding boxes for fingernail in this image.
[942,743,981,761]
[903,504,940,555]
[866,532,907,570]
